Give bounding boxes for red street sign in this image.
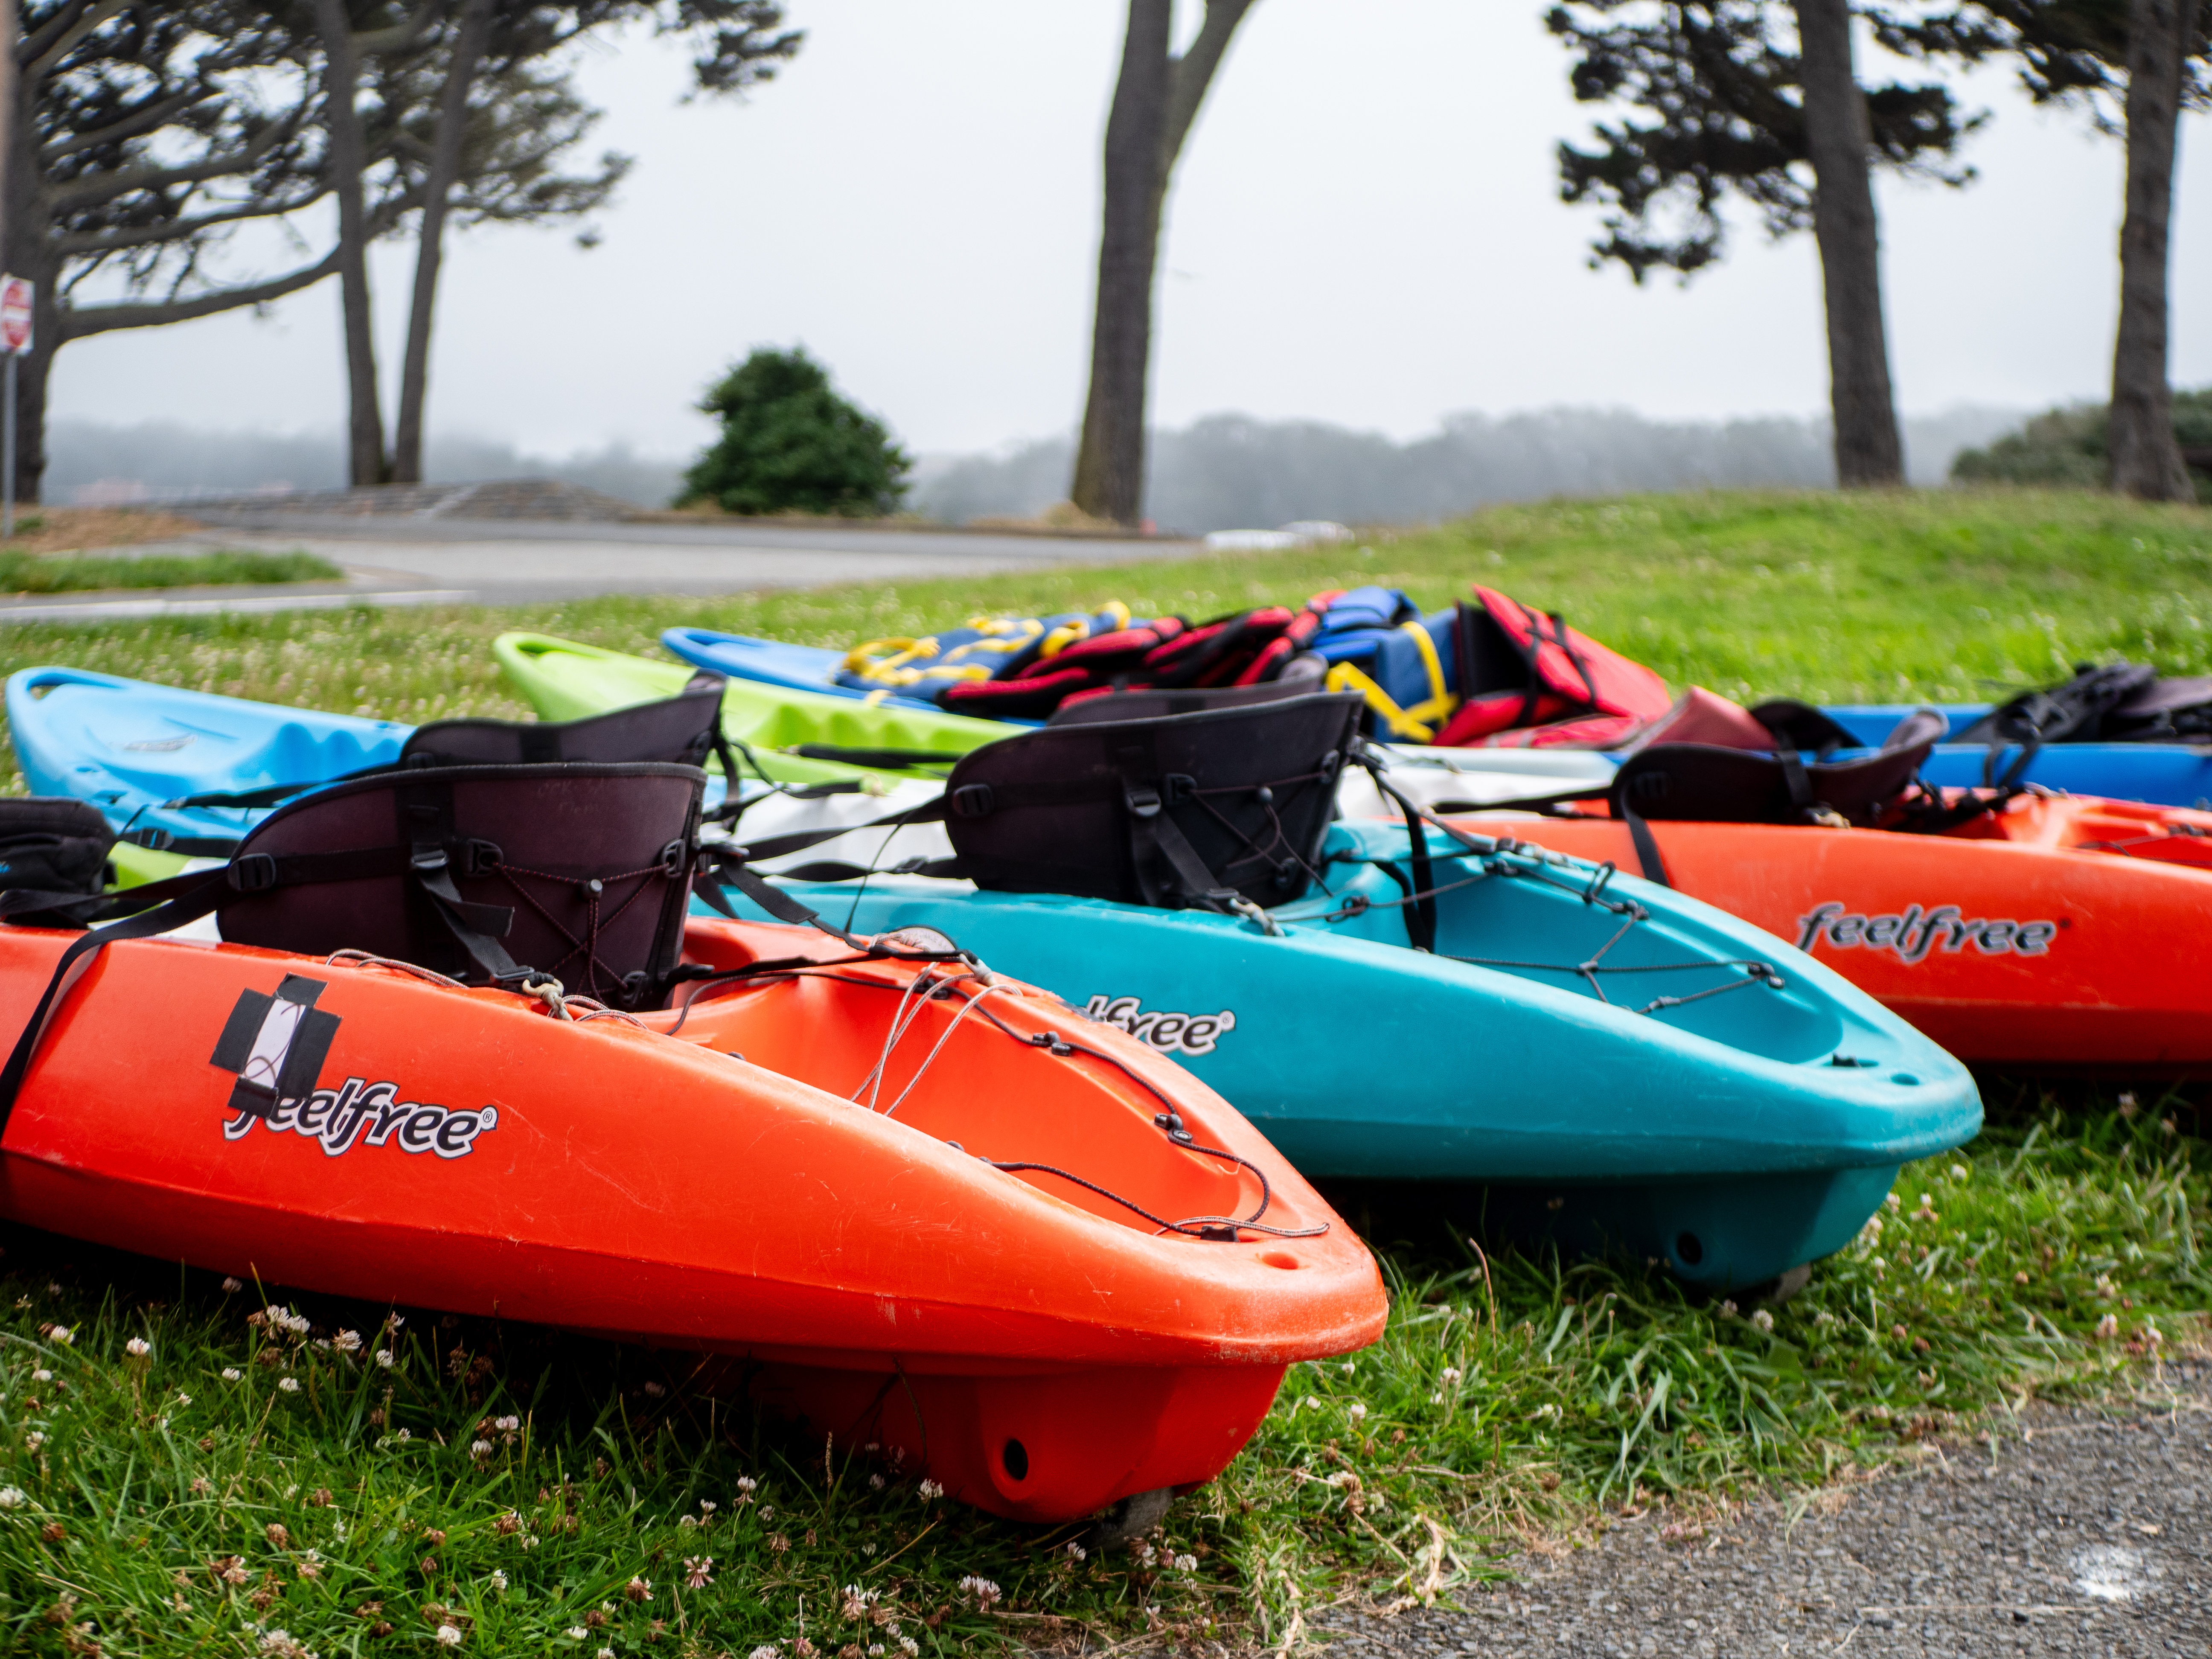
[0,277,33,355]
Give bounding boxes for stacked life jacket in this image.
[833,601,1333,720]
[1306,585,1674,749]
[824,585,1676,744]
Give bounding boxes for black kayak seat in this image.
[939,691,1364,908]
[1612,707,1947,829]
[402,672,726,768]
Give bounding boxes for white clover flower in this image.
[1718,1299,1738,1318]
[1530,1403,1561,1422]
[1440,1366,1463,1388]
[494,1415,519,1432]
[599,1651,615,1659]
[568,1630,590,1643]
[1751,1308,1775,1334]
[1065,1541,1087,1561]
[698,1500,718,1515]
[221,1277,244,1293]
[176,1392,191,1406]
[735,1475,759,1497]
[641,1380,666,1398]
[220,1365,244,1382]
[125,1337,151,1358]
[896,1639,919,1657]
[470,1439,494,1458]
[1346,1402,1368,1425]
[278,1377,300,1393]
[333,1330,362,1354]
[2095,1313,2121,1340]
[868,1473,884,1490]
[375,1350,395,1369]
[917,1478,942,1499]
[434,1626,462,1647]
[395,1429,410,1442]
[678,1514,697,1530]
[750,1647,780,1659]
[1173,1554,1198,1573]
[49,1326,73,1346]
[0,1486,23,1508]
[1948,1164,1969,1181]
[24,1432,45,1450]
[32,1369,51,1382]
[685,1555,713,1589]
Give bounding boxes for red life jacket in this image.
[1432,586,1672,748]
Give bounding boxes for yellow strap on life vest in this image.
[1323,624,1460,743]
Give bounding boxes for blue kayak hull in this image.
[725,823,1979,1289]
[7,667,411,845]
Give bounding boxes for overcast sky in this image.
[50,0,2212,460]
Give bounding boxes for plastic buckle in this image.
[1161,774,1196,805]
[660,839,687,877]
[228,853,277,893]
[410,848,449,873]
[1123,784,1161,819]
[460,839,503,877]
[950,783,995,818]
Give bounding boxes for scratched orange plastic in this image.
[0,917,1385,1520]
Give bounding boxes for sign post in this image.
[0,276,32,542]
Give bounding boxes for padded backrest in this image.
[218,763,703,1007]
[1612,708,1943,828]
[942,692,1364,907]
[401,675,725,768]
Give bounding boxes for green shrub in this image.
[1953,389,2212,502]
[677,347,911,517]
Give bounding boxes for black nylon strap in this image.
[787,744,963,769]
[1368,771,1438,951]
[1621,804,1672,888]
[0,867,235,1135]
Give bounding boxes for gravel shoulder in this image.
[1318,1359,2209,1657]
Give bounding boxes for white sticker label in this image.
[1083,995,1237,1056]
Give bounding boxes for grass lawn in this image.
[0,548,341,596]
[0,487,2207,1655]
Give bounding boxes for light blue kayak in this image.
[7,666,412,849]
[663,626,948,713]
[1821,703,2212,808]
[718,818,1981,1292]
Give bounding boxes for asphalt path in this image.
[1318,1361,2209,1657]
[0,517,1200,623]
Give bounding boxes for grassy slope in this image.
[0,488,2207,1653]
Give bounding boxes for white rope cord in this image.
[850,965,955,1109]
[879,977,1015,1120]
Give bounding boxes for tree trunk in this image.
[390,0,497,486]
[2108,0,2195,501]
[1071,0,1257,526]
[313,0,388,488]
[1070,0,1172,526]
[4,44,52,507]
[1793,0,1905,489]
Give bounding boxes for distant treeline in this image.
[52,405,2024,531]
[47,422,687,512]
[913,407,2024,531]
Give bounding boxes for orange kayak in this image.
[1439,792,2212,1074]
[0,915,1383,1522]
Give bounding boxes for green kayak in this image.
[492,633,1010,786]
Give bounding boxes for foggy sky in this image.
[45,0,2212,463]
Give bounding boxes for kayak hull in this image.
[0,917,1382,1520]
[735,824,1979,1291]
[1443,797,2212,1073]
[497,633,1007,784]
[6,665,410,846]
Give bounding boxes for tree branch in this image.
[1161,0,1257,177]
[40,84,215,164]
[26,0,134,81]
[47,106,303,211]
[54,186,333,255]
[60,246,342,337]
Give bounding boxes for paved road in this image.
[0,516,1201,623]
[1321,1361,2209,1656]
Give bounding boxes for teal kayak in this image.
[719,817,1980,1291]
